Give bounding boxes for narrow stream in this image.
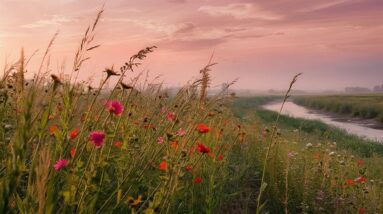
[262,101,383,143]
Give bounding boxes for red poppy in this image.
[356,160,363,167]
[218,154,224,161]
[186,165,193,172]
[166,112,175,122]
[49,125,57,136]
[194,177,202,184]
[69,128,79,140]
[346,179,355,186]
[358,208,365,214]
[170,141,178,149]
[159,161,167,171]
[314,152,321,160]
[357,176,367,184]
[196,124,210,133]
[70,148,76,158]
[197,144,210,154]
[114,141,123,148]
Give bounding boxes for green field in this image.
[294,95,383,122]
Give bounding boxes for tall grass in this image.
[1,7,383,214]
[232,96,383,213]
[0,8,260,213]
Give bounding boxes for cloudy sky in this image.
[0,0,382,90]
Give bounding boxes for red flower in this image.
[197,124,210,133]
[356,160,363,167]
[358,208,365,214]
[69,128,79,140]
[166,112,175,122]
[186,165,193,172]
[159,161,168,171]
[49,125,57,136]
[194,177,202,184]
[170,141,178,149]
[70,148,76,158]
[346,179,355,186]
[218,154,224,161]
[314,152,321,160]
[357,176,367,184]
[114,141,123,148]
[197,144,210,154]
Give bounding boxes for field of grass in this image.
[294,95,383,122]
[1,9,383,214]
[232,96,383,213]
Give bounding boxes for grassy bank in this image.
[294,95,383,122]
[231,96,383,213]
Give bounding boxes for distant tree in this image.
[373,85,383,92]
[345,87,371,93]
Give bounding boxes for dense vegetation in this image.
[294,95,383,122]
[1,9,383,213]
[232,96,383,213]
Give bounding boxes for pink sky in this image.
[1,0,382,90]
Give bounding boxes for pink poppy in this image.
[176,128,186,137]
[106,100,124,116]
[90,131,106,148]
[53,159,69,171]
[157,136,165,144]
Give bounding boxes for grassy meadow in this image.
[1,9,383,214]
[294,95,383,122]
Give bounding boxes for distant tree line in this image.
[344,84,383,93]
[373,84,383,92]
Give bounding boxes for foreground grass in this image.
[294,95,383,122]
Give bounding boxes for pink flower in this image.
[176,128,186,137]
[53,159,69,171]
[288,152,296,158]
[157,136,165,144]
[106,100,124,116]
[166,112,175,122]
[90,131,105,148]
